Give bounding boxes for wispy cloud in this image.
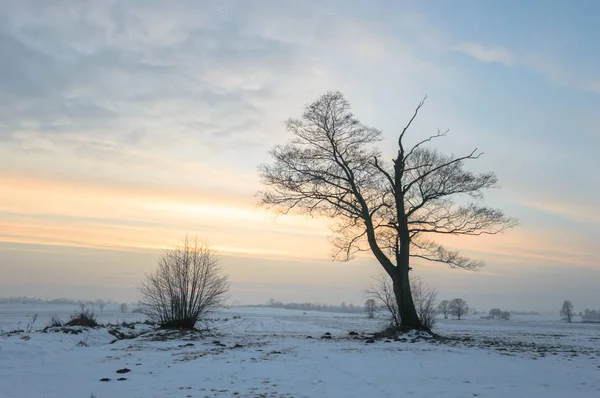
[453,41,600,95]
[454,42,514,66]
[524,201,600,225]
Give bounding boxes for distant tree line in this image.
[582,309,600,323]
[0,297,119,306]
[510,311,540,315]
[558,301,600,324]
[256,299,364,314]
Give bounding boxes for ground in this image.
[1,304,599,398]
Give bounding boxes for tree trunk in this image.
[393,265,424,331]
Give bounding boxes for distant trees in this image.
[0,297,119,305]
[364,299,377,319]
[263,300,363,314]
[258,92,517,331]
[139,236,230,329]
[582,309,600,323]
[449,298,469,320]
[560,300,574,323]
[119,303,128,313]
[438,300,450,319]
[489,308,502,320]
[487,308,511,320]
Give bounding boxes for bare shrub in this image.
[139,236,230,329]
[48,314,62,328]
[77,330,91,347]
[367,274,437,328]
[366,274,400,327]
[66,309,98,327]
[411,277,438,329]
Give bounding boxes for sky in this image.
[1,0,599,312]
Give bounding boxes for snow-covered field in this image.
[1,304,599,398]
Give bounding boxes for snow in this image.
[1,305,599,397]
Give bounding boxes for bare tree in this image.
[139,236,230,329]
[259,91,516,330]
[119,303,128,313]
[99,302,105,314]
[560,300,574,323]
[364,298,377,319]
[449,298,468,320]
[437,300,450,319]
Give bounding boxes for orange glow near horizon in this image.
[1,172,598,273]
[0,172,332,261]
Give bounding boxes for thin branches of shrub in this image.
[367,274,438,329]
[366,274,400,327]
[411,277,438,329]
[139,236,230,329]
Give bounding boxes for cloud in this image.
[0,2,299,150]
[452,40,600,95]
[454,42,514,66]
[524,201,600,225]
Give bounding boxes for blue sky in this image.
[0,0,598,311]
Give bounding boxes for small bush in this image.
[139,237,229,329]
[47,314,63,328]
[66,309,98,327]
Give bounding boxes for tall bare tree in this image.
[259,91,516,331]
[139,236,230,329]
